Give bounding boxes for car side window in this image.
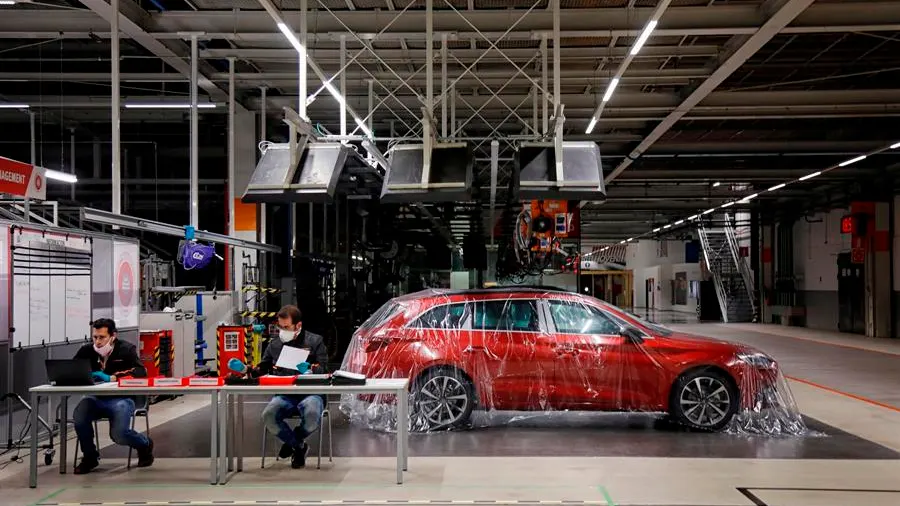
[548,300,620,335]
[411,303,469,329]
[473,300,540,332]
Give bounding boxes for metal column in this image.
[441,33,447,139]
[540,35,548,135]
[189,34,199,229]
[339,35,347,138]
[111,0,121,219]
[228,57,236,290]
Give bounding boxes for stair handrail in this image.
[723,214,757,317]
[698,224,731,323]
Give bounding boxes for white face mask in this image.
[93,341,114,357]
[278,328,298,343]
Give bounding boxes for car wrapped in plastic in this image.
[340,288,806,435]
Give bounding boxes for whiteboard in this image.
[11,227,92,347]
[112,240,140,329]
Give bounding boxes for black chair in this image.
[61,398,151,469]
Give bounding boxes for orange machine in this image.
[527,200,576,251]
[139,330,174,378]
[216,325,263,374]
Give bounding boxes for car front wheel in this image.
[670,369,738,432]
[410,368,475,431]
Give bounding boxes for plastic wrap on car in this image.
[339,289,807,436]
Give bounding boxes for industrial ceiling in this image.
[1,0,899,245]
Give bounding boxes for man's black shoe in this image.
[291,442,309,469]
[278,442,293,460]
[136,438,154,468]
[74,457,99,475]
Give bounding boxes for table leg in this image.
[396,388,406,484]
[218,391,228,484]
[29,392,39,488]
[400,388,408,471]
[236,395,244,472]
[58,395,68,474]
[227,394,234,472]
[209,391,218,485]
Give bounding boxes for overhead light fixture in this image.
[619,240,626,244]
[45,170,77,184]
[687,215,699,220]
[0,1,18,5]
[702,209,714,215]
[740,193,759,203]
[768,183,786,192]
[674,220,685,225]
[585,117,597,134]
[602,78,619,103]
[839,155,867,167]
[799,171,821,181]
[630,20,658,55]
[721,201,735,208]
[125,103,216,109]
[663,224,671,229]
[277,22,305,53]
[712,181,721,187]
[891,142,900,149]
[652,227,661,233]
[0,103,29,109]
[626,237,634,242]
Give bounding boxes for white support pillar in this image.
[69,128,76,201]
[259,86,267,245]
[26,111,35,222]
[552,0,561,121]
[228,57,236,289]
[541,35,548,136]
[441,33,448,139]
[367,79,374,161]
[189,34,199,229]
[425,0,434,117]
[450,86,456,139]
[532,84,538,138]
[111,0,121,220]
[298,0,308,120]
[339,34,347,138]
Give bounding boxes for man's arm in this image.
[117,343,147,379]
[254,342,276,376]
[310,336,329,374]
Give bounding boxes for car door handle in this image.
[462,346,485,354]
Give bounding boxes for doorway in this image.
[837,252,865,335]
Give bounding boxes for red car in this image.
[341,287,780,432]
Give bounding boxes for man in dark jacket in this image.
[257,305,328,468]
[72,318,154,474]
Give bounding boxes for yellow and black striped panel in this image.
[239,311,277,318]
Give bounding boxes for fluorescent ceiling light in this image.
[125,103,216,109]
[619,240,626,244]
[839,155,867,167]
[0,103,29,109]
[0,1,17,5]
[721,201,735,208]
[740,193,759,202]
[663,224,671,229]
[626,238,634,242]
[768,183,786,192]
[799,171,821,181]
[585,117,597,134]
[45,169,77,184]
[602,78,619,103]
[630,20,658,56]
[712,181,721,187]
[277,22,305,53]
[891,142,900,149]
[702,209,714,215]
[674,220,685,225]
[687,215,699,220]
[652,228,660,233]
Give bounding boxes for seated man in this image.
[72,318,154,474]
[257,305,328,468]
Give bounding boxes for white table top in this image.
[29,378,409,395]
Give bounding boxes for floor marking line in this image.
[744,487,900,493]
[736,488,767,506]
[597,486,615,506]
[28,487,68,506]
[786,375,900,412]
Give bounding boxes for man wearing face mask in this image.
[71,319,154,474]
[256,305,328,469]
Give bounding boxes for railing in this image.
[723,214,757,318]
[698,225,731,322]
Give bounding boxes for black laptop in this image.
[45,359,95,386]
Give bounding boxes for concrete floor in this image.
[2,321,899,506]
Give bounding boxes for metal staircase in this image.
[697,214,755,323]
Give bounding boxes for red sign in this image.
[851,248,865,264]
[840,215,855,234]
[0,156,47,200]
[117,260,135,307]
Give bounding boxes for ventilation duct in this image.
[242,142,382,204]
[512,141,606,201]
[380,142,473,203]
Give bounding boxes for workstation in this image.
[2,1,900,506]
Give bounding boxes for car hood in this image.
[652,330,764,356]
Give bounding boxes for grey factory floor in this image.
[2,317,900,506]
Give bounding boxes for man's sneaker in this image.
[136,438,154,468]
[278,442,293,460]
[74,457,99,475]
[291,442,309,469]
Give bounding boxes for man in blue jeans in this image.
[72,319,154,474]
[255,305,328,468]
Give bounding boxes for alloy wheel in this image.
[415,375,470,429]
[679,376,732,427]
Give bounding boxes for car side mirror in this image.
[619,326,644,344]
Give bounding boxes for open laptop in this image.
[45,359,95,386]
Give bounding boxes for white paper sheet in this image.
[275,346,310,371]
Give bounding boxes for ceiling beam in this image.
[604,0,816,183]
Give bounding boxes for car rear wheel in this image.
[410,368,475,431]
[670,369,738,432]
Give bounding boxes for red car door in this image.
[546,299,662,410]
[465,298,557,411]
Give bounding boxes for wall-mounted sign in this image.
[0,156,47,200]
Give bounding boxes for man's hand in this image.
[91,371,111,383]
[296,362,310,375]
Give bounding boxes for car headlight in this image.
[736,352,776,369]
